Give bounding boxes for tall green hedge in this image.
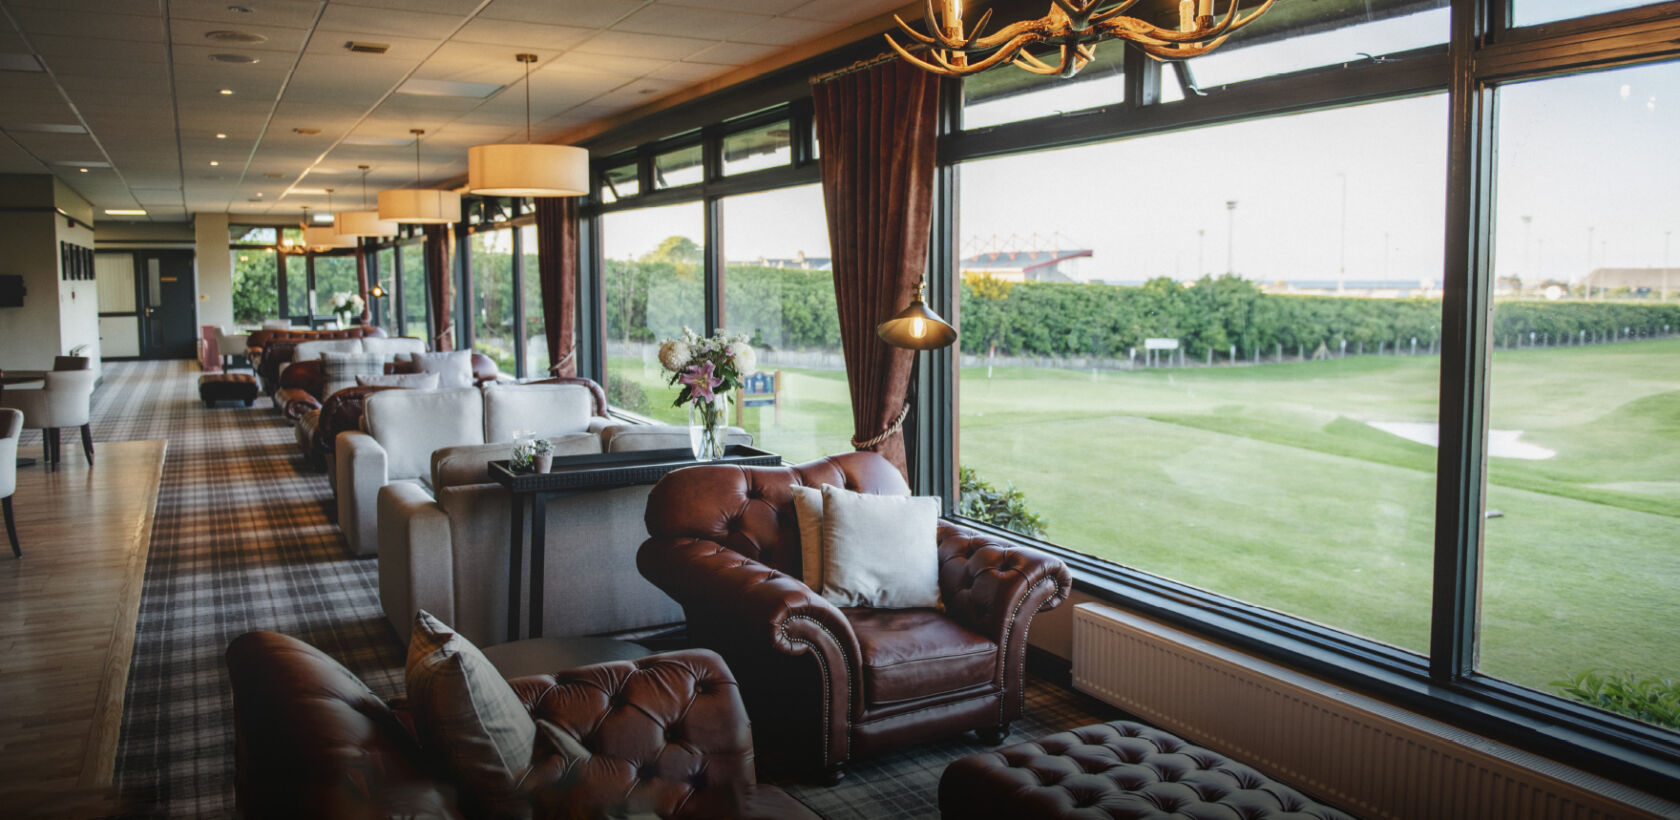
[601,259,1680,359]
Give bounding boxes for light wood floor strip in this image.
[0,440,165,813]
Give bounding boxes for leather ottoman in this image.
[199,373,258,407]
[939,720,1354,819]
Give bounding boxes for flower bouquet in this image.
[328,291,365,326]
[657,327,756,461]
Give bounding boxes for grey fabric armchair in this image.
[0,369,96,466]
[1,408,19,556]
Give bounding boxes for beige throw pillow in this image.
[406,610,535,818]
[817,484,942,609]
[789,484,826,592]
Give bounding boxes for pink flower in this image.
[678,360,722,402]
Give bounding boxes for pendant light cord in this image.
[524,56,532,143]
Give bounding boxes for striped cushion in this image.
[406,610,535,817]
[319,351,384,397]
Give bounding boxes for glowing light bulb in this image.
[911,317,926,338]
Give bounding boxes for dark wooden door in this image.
[137,250,197,359]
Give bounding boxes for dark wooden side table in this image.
[490,445,781,641]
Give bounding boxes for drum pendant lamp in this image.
[467,54,588,197]
[379,129,462,224]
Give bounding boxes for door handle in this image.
[145,308,154,316]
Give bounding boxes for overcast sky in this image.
[606,3,1677,287]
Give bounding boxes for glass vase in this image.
[688,394,728,461]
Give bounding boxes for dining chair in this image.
[52,355,90,371]
[1,408,20,556]
[0,369,97,466]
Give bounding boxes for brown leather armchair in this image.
[638,452,1070,782]
[226,631,815,819]
[277,354,502,420]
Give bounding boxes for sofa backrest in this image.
[643,451,910,575]
[294,338,364,361]
[364,387,485,481]
[599,423,752,453]
[481,383,593,443]
[364,336,428,360]
[429,432,600,490]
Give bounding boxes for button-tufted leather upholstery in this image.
[249,326,387,394]
[227,632,815,820]
[638,451,1071,778]
[939,720,1356,819]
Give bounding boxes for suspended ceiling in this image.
[0,0,915,222]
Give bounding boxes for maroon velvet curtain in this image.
[423,224,454,352]
[535,197,579,377]
[812,59,940,476]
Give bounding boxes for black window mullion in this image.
[922,75,963,503]
[273,250,288,324]
[1430,0,1496,685]
[393,244,406,337]
[704,195,723,337]
[455,223,472,353]
[511,227,527,379]
[580,213,605,387]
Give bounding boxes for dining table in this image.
[0,370,47,467]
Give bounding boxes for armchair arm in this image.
[335,430,387,557]
[377,482,454,645]
[639,536,862,765]
[936,521,1070,724]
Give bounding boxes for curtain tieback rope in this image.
[851,402,910,450]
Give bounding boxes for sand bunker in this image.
[1368,421,1556,460]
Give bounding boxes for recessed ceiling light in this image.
[55,160,110,168]
[219,88,234,95]
[205,30,265,43]
[210,160,220,166]
[105,209,147,216]
[397,78,503,99]
[79,167,88,173]
[292,127,321,135]
[9,123,85,134]
[210,53,259,64]
[216,133,228,139]
[227,6,254,13]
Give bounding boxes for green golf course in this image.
[611,337,1680,697]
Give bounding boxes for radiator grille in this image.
[1070,603,1674,820]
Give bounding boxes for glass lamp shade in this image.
[334,209,399,237]
[302,225,357,249]
[377,188,462,224]
[467,143,588,197]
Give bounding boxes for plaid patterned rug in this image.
[90,360,1117,818]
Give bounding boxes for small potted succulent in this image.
[530,437,554,473]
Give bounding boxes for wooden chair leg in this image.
[3,496,18,558]
[81,424,94,466]
[42,434,51,464]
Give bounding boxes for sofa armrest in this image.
[586,416,614,436]
[225,631,460,820]
[336,430,387,557]
[277,387,321,422]
[936,521,1070,643]
[377,482,454,645]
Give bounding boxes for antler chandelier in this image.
[887,0,1277,78]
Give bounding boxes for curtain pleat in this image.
[535,197,580,377]
[812,60,940,477]
[355,247,371,324]
[423,225,454,352]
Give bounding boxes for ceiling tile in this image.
[7,9,165,42]
[29,35,168,62]
[731,15,838,46]
[168,17,310,54]
[647,61,732,83]
[316,4,468,40]
[685,41,784,67]
[544,51,668,77]
[613,5,768,40]
[169,0,326,29]
[479,0,649,29]
[452,19,594,50]
[785,0,911,23]
[336,0,487,14]
[665,0,807,13]
[572,30,715,60]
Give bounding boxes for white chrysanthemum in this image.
[658,339,691,372]
[729,342,756,376]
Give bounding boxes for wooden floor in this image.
[0,441,165,816]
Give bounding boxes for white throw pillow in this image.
[817,484,942,609]
[413,350,474,388]
[789,484,826,592]
[356,372,440,389]
[362,336,428,361]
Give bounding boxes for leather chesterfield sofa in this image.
[226,631,816,819]
[247,325,388,394]
[638,452,1071,781]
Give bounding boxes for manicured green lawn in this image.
[610,340,1680,696]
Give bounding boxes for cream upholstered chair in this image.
[1,408,20,556]
[0,369,97,466]
[216,327,250,369]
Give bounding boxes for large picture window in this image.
[602,202,705,421]
[957,96,1449,651]
[470,229,516,375]
[1484,60,1680,729]
[400,239,427,339]
[721,185,848,463]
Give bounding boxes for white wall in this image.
[0,175,68,371]
[55,181,100,374]
[195,212,231,329]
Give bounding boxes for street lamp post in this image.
[1225,200,1238,276]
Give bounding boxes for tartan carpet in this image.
[92,360,1118,818]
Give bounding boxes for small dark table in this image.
[490,445,781,641]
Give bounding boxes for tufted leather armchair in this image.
[638,452,1070,781]
[249,326,387,395]
[226,631,815,819]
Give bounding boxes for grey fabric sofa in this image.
[334,382,609,557]
[377,423,750,648]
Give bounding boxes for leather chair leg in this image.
[3,496,18,557]
[42,433,51,464]
[976,725,1010,745]
[80,425,94,466]
[822,762,847,786]
[51,428,62,464]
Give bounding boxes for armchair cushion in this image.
[849,609,997,705]
[321,351,385,397]
[364,388,484,481]
[818,483,940,609]
[413,351,474,388]
[406,610,535,819]
[357,372,439,389]
[429,433,599,490]
[599,422,751,453]
[481,383,592,443]
[363,336,427,360]
[294,338,364,361]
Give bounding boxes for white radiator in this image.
[1071,603,1677,820]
